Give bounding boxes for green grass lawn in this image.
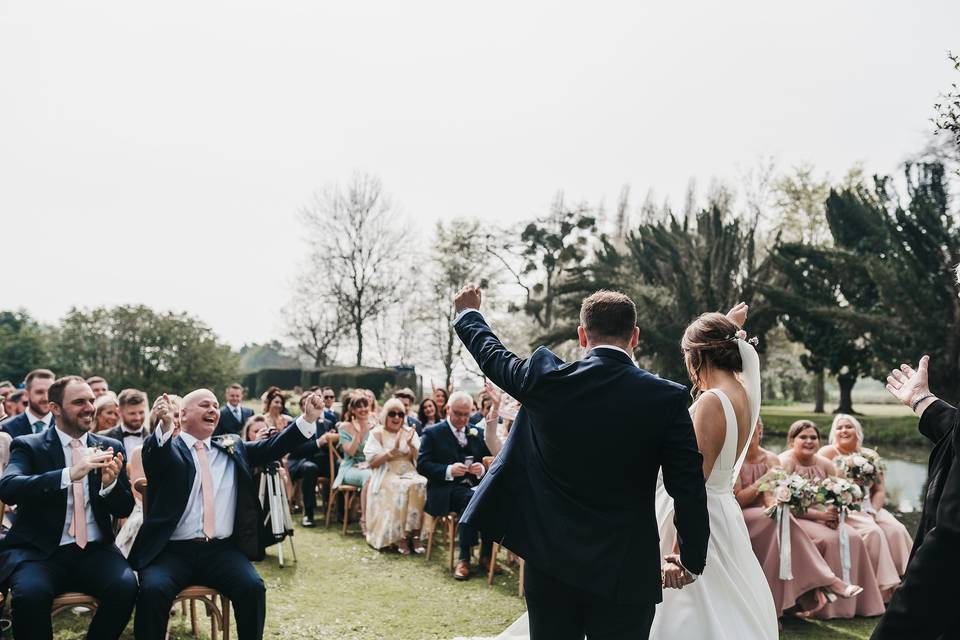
[50,521,884,639]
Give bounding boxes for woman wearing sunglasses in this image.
[362,398,428,554]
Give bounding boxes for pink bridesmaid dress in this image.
[845,509,901,595]
[873,506,913,576]
[738,461,837,616]
[793,463,886,619]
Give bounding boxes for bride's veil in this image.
[731,337,762,480]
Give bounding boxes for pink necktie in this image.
[193,440,216,540]
[68,440,88,549]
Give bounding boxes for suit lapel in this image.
[44,425,66,470]
[174,436,197,490]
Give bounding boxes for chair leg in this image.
[342,492,352,535]
[447,517,457,572]
[425,524,435,560]
[223,596,231,640]
[190,598,199,635]
[325,488,335,528]
[519,558,525,598]
[487,542,500,586]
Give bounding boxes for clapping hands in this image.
[100,450,125,488]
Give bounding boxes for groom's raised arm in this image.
[660,389,710,576]
[454,309,541,402]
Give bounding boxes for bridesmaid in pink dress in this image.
[820,413,914,578]
[779,420,886,619]
[735,418,862,618]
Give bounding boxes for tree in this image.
[283,289,346,368]
[934,52,960,170]
[424,218,494,391]
[299,172,410,366]
[238,341,301,373]
[0,310,52,384]
[53,305,238,398]
[485,192,597,342]
[551,203,776,385]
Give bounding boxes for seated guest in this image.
[115,444,146,557]
[216,383,255,437]
[287,395,339,527]
[93,391,121,433]
[820,414,914,578]
[393,388,422,433]
[101,388,150,463]
[129,389,321,640]
[0,381,13,422]
[779,420,885,619]
[417,398,441,431]
[2,388,25,421]
[433,386,449,419]
[0,431,10,474]
[735,419,861,618]
[1,369,56,438]
[262,386,291,431]
[321,387,339,424]
[469,392,492,425]
[363,399,427,553]
[334,393,374,528]
[417,391,492,580]
[0,376,137,639]
[86,376,109,398]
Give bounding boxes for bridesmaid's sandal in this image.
[826,583,863,600]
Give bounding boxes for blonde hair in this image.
[93,391,119,424]
[828,413,864,447]
[380,398,407,427]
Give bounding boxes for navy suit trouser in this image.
[524,561,654,640]
[8,541,138,640]
[135,540,265,640]
[449,484,492,562]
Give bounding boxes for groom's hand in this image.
[454,284,482,314]
[662,554,695,589]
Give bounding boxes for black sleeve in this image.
[920,399,957,444]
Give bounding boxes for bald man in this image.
[128,388,322,640]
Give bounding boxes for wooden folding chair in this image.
[138,478,233,639]
[486,542,526,597]
[424,512,460,572]
[323,434,360,534]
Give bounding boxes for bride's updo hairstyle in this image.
[681,312,743,397]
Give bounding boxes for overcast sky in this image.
[2,1,958,348]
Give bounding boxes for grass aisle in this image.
[52,523,882,639]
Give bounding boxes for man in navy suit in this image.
[100,388,149,462]
[392,388,422,433]
[129,388,322,640]
[454,286,710,640]
[320,387,339,424]
[215,383,255,437]
[0,369,57,439]
[417,391,492,580]
[287,393,339,527]
[0,375,137,640]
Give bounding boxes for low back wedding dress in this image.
[649,338,777,639]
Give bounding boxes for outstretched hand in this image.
[886,355,932,410]
[454,284,482,314]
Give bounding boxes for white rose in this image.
[851,455,869,468]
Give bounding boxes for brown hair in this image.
[85,376,106,386]
[48,375,88,408]
[226,383,244,392]
[118,388,148,408]
[681,312,743,396]
[787,419,820,444]
[579,290,637,343]
[341,391,370,423]
[262,386,285,414]
[393,388,416,402]
[243,414,268,441]
[25,369,55,390]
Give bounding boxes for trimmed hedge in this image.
[243,366,419,399]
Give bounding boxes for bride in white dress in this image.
[491,306,777,640]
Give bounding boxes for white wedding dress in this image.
[488,339,777,640]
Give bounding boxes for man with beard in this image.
[1,369,56,439]
[129,389,323,640]
[0,376,137,639]
[101,388,149,461]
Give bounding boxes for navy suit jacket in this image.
[215,405,255,437]
[0,428,134,581]
[0,413,55,439]
[128,422,308,570]
[455,311,709,606]
[416,420,491,517]
[406,415,423,435]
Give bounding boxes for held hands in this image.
[886,356,932,410]
[469,462,484,476]
[661,554,695,589]
[100,451,125,488]
[154,394,176,434]
[69,447,115,483]
[454,284,482,314]
[725,302,748,328]
[450,462,469,478]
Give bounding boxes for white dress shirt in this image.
[56,428,117,546]
[156,416,316,540]
[117,423,146,462]
[26,408,52,433]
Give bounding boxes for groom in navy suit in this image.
[455,287,710,640]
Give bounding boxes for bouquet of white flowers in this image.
[815,476,864,513]
[835,450,885,489]
[759,470,817,519]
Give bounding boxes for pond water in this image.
[764,444,929,513]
